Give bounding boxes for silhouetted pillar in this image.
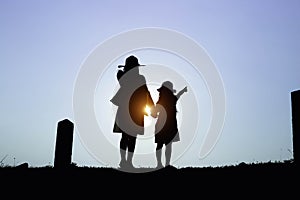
[291,90,300,164]
[54,119,74,168]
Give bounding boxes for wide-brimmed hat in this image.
[157,81,176,93]
[118,55,145,71]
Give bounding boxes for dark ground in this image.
[0,161,297,197]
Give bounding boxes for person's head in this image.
[157,81,176,93]
[118,55,145,73]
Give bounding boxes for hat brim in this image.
[157,86,176,93]
[118,64,145,68]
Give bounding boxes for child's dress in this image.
[153,88,180,145]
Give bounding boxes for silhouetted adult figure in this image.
[111,55,154,169]
[151,81,187,168]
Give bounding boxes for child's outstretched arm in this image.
[176,86,188,99]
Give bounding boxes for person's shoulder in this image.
[137,74,146,82]
[174,94,179,101]
[138,74,146,79]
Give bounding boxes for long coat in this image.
[111,71,153,136]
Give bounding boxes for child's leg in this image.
[165,142,172,166]
[156,143,163,168]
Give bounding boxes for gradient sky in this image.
[1,0,299,167]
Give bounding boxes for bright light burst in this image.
[145,105,151,116]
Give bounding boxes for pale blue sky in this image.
[1,0,299,167]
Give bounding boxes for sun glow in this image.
[144,105,152,127]
[145,105,151,116]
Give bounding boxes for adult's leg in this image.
[165,142,172,166]
[127,134,137,167]
[156,143,164,168]
[119,132,129,167]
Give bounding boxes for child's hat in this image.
[157,81,176,93]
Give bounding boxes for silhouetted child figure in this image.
[151,81,187,168]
